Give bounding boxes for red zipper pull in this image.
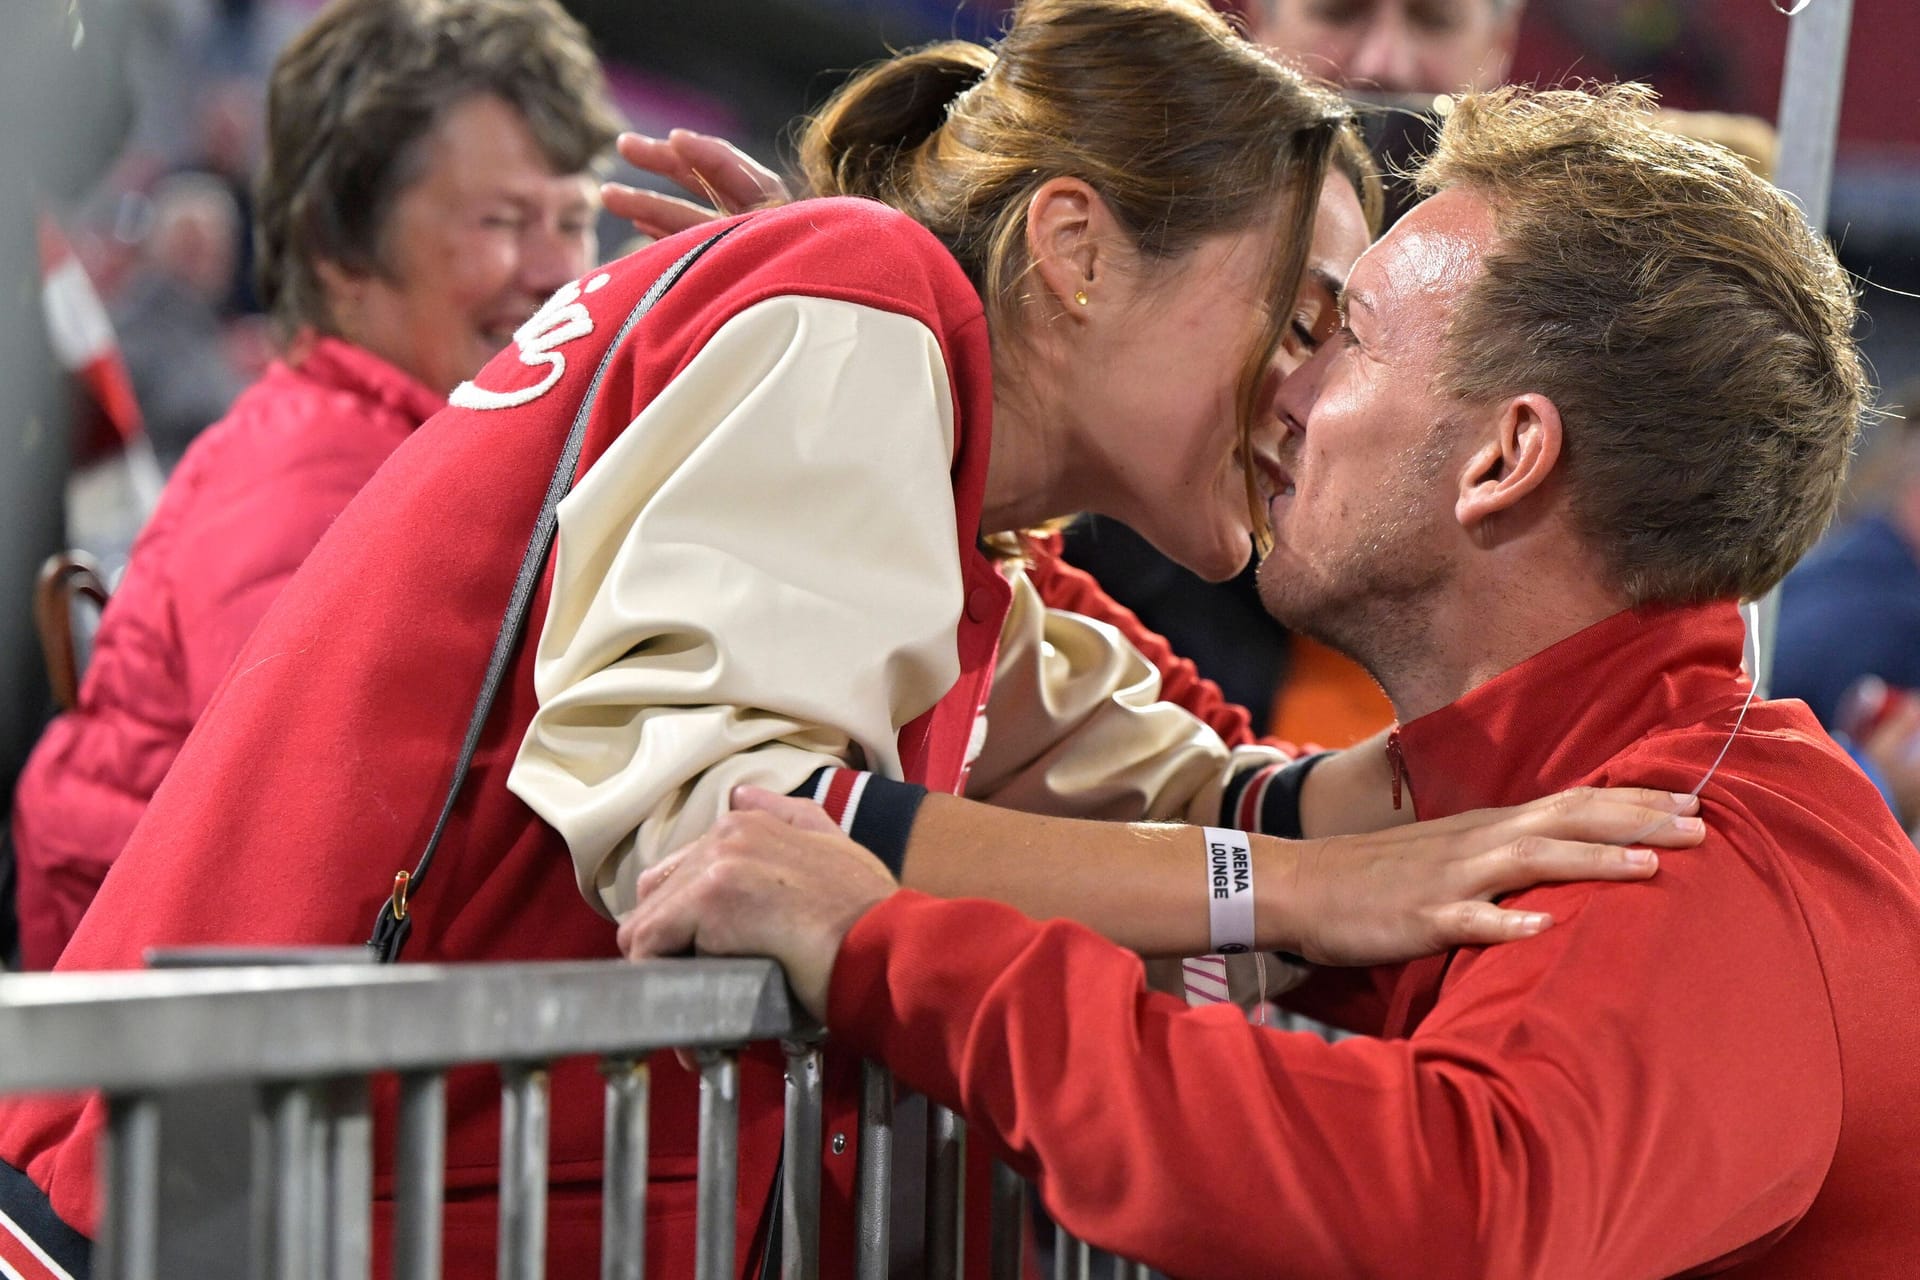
[1386,728,1406,811]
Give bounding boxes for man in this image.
[620,85,1920,1277]
[1251,0,1525,94]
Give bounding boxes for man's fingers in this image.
[729,786,842,834]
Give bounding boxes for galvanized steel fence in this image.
[0,956,1145,1280]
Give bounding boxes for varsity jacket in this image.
[0,199,1300,1279]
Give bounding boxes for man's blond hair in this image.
[1418,84,1867,604]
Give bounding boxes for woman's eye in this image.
[1290,319,1320,351]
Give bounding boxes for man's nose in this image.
[1346,13,1421,93]
[1274,341,1335,435]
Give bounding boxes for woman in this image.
[8,0,618,969]
[0,2,1695,1276]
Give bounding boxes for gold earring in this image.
[1074,289,1089,307]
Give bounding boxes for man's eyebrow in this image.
[1340,288,1376,327]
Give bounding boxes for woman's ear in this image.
[1025,177,1108,317]
[313,258,363,334]
[1456,392,1564,535]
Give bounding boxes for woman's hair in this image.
[797,0,1372,551]
[256,0,621,341]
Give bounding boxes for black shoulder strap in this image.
[367,225,739,962]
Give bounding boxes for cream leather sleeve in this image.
[508,295,964,917]
[964,568,1289,824]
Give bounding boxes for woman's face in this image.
[323,93,599,394]
[1077,174,1372,582]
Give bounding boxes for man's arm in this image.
[620,796,1835,1278]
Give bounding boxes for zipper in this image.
[1386,728,1407,812]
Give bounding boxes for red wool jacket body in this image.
[0,201,1010,1279]
[831,602,1920,1278]
[9,339,442,970]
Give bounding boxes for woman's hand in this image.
[1278,787,1706,967]
[601,129,791,240]
[616,787,896,1020]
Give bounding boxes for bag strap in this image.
[367,225,739,962]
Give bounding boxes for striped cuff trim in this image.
[799,767,926,877]
[1223,752,1331,840]
[0,1160,87,1280]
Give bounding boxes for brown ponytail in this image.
[799,0,1375,552]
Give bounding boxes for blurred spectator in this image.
[1247,0,1526,93]
[8,0,620,970]
[1773,387,1920,830]
[112,173,249,466]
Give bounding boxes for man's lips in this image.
[1253,452,1296,503]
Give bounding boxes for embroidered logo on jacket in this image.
[449,272,612,411]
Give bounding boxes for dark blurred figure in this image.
[9,0,619,971]
[112,173,249,466]
[1773,387,1920,830]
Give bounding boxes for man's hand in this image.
[601,129,791,240]
[1281,787,1705,966]
[616,786,897,1019]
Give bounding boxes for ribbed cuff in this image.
[1220,752,1330,839]
[793,767,927,877]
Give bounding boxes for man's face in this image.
[1256,0,1521,95]
[1256,188,1498,663]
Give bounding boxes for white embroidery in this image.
[449,272,614,411]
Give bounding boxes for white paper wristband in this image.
[1202,826,1256,954]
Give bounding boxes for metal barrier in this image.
[0,958,1145,1280]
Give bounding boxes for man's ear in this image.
[1456,392,1564,534]
[1025,177,1107,318]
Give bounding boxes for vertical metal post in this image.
[393,1071,446,1280]
[322,1078,373,1280]
[925,1105,966,1280]
[499,1065,551,1280]
[1117,1261,1153,1280]
[854,1061,894,1280]
[1755,0,1857,695]
[696,1051,741,1280]
[601,1057,650,1280]
[780,1041,825,1280]
[988,1161,1025,1280]
[1051,1227,1091,1280]
[97,1093,162,1280]
[260,1083,317,1280]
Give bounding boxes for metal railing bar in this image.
[1116,1261,1152,1280]
[989,1162,1024,1280]
[779,1040,824,1280]
[600,1057,649,1280]
[925,1104,965,1280]
[854,1061,893,1280]
[1053,1226,1091,1280]
[263,1083,316,1280]
[695,1051,741,1280]
[322,1078,372,1280]
[392,1071,446,1280]
[96,1093,161,1280]
[0,959,800,1094]
[498,1065,551,1280]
